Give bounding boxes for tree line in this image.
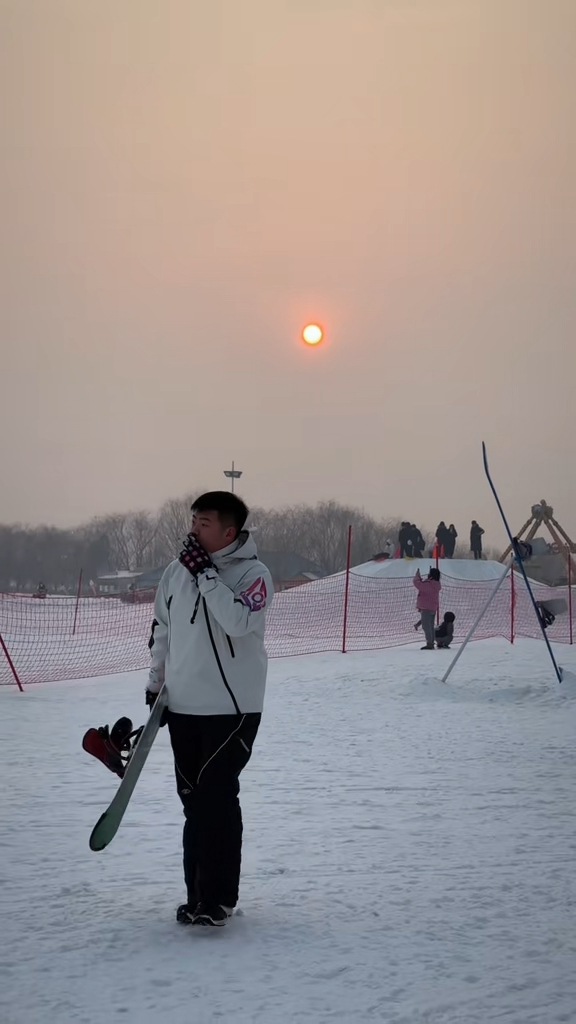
[0,495,489,593]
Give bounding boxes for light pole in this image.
[223,461,242,494]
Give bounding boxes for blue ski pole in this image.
[482,442,563,684]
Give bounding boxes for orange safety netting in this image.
[0,571,573,686]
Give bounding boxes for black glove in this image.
[145,689,168,726]
[179,534,216,580]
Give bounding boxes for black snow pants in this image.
[167,711,261,909]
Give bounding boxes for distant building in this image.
[131,566,168,590]
[258,551,325,592]
[96,570,143,595]
[99,555,326,599]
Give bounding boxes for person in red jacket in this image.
[413,568,441,650]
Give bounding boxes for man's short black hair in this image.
[191,491,249,534]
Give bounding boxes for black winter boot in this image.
[176,903,197,924]
[191,903,232,927]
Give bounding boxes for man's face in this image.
[191,510,237,554]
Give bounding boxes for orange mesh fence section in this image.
[0,594,153,685]
[0,572,573,686]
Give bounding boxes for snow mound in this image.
[349,557,507,581]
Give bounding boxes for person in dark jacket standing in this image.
[470,520,485,560]
[445,524,458,559]
[398,522,410,557]
[435,522,450,558]
[411,525,425,558]
[146,491,273,927]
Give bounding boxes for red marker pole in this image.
[0,632,24,692]
[72,568,83,636]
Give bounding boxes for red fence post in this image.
[341,525,353,654]
[0,631,24,692]
[568,553,573,645]
[72,568,83,636]
[510,565,515,644]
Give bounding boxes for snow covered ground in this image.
[346,556,509,581]
[1,639,576,1024]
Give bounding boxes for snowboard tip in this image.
[89,812,111,852]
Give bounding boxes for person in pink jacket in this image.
[413,568,441,650]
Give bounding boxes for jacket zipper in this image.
[226,635,235,658]
[190,593,201,624]
[167,594,173,647]
[202,598,241,715]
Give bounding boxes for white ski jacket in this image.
[147,532,273,715]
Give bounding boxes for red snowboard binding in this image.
[82,717,143,778]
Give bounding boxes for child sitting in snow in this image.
[435,611,455,649]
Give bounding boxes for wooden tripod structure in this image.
[499,500,576,577]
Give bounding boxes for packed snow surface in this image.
[1,639,576,1024]
[349,557,509,581]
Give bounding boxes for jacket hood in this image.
[211,530,259,569]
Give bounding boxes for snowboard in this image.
[88,686,169,852]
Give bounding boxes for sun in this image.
[302,323,323,346]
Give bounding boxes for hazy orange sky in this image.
[1,0,574,548]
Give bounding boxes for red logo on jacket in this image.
[240,576,267,611]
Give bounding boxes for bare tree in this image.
[92,514,132,570]
[154,493,200,564]
[0,492,493,592]
[0,521,113,592]
[250,502,405,574]
[248,505,309,556]
[128,512,158,568]
[92,511,158,570]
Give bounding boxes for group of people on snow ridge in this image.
[396,520,485,560]
[433,520,485,559]
[397,523,426,558]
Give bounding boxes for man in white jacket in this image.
[146,491,273,927]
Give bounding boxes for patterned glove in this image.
[179,534,216,580]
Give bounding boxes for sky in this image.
[1,0,575,549]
